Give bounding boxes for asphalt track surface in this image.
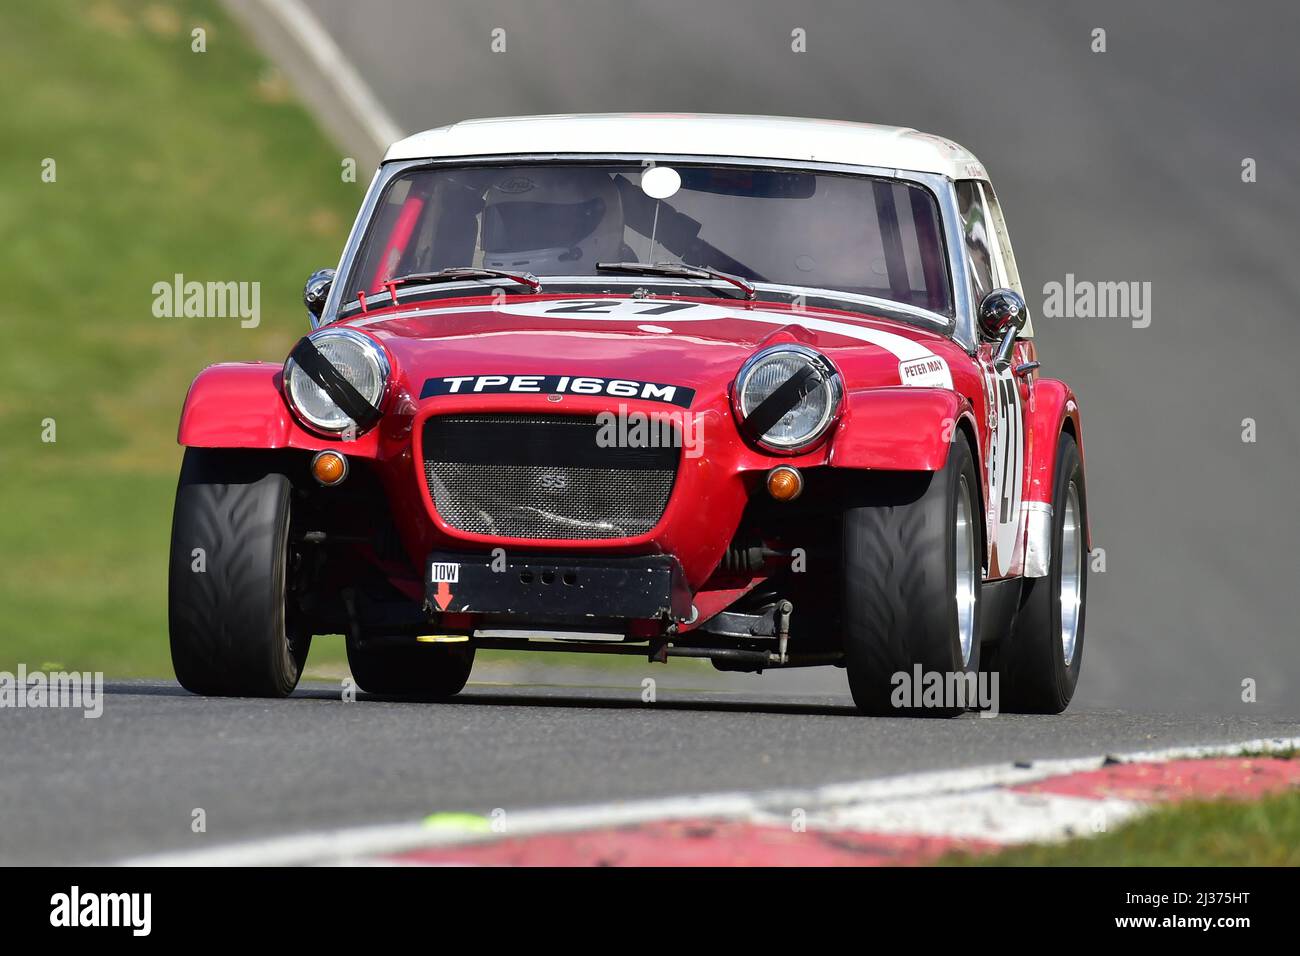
[1,679,1297,865]
[8,1,1300,864]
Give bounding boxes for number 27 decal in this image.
[543,300,698,316]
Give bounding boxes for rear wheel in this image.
[842,432,983,716]
[168,449,310,697]
[997,433,1087,713]
[346,639,475,700]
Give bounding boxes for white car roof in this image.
[383,113,989,180]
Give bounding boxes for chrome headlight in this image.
[734,345,842,452]
[283,328,389,434]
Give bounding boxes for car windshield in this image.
[344,162,953,318]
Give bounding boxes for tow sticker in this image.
[429,562,460,584]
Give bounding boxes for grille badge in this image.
[538,473,569,492]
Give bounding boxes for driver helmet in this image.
[480,168,624,273]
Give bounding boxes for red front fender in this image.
[176,362,383,456]
[828,387,976,471]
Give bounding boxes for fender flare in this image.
[828,387,978,472]
[176,362,382,456]
[1025,377,1090,550]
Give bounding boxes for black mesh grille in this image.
[422,414,679,540]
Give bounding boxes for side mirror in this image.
[978,288,1028,371]
[303,268,335,321]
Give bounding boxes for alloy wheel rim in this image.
[955,474,977,666]
[1060,482,1083,664]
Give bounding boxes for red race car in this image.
[169,114,1088,715]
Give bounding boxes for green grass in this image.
[0,0,362,676]
[943,789,1300,866]
[0,1,710,682]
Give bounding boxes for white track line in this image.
[119,735,1299,866]
[257,0,403,154]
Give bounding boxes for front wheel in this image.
[842,432,983,716]
[346,639,475,700]
[997,433,1088,713]
[168,449,311,697]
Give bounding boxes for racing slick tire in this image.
[345,639,475,700]
[842,432,983,717]
[168,449,311,698]
[997,433,1087,713]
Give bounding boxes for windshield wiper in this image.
[596,261,756,300]
[381,267,542,297]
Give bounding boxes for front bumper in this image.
[425,551,693,626]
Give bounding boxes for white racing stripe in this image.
[117,735,1300,866]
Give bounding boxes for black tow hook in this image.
[775,600,793,664]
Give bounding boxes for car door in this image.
[957,180,1028,578]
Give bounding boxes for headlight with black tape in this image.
[283,328,390,434]
[734,344,843,452]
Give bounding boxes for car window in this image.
[969,181,1033,337]
[977,183,1022,296]
[956,180,996,304]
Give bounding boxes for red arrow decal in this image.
[433,580,453,611]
